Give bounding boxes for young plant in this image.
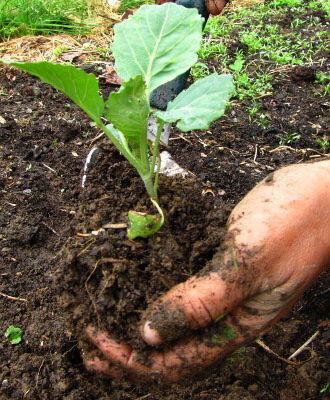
[1,3,234,238]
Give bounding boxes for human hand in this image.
[204,0,229,15]
[155,0,229,15]
[84,160,330,383]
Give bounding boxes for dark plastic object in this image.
[150,0,209,110]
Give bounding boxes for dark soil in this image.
[1,4,330,399]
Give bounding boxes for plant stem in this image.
[153,153,161,194]
[139,119,150,172]
[98,116,164,201]
[149,118,164,196]
[100,122,146,173]
[150,197,165,226]
[141,175,158,199]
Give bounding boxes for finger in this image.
[86,321,247,383]
[85,326,162,382]
[83,349,123,379]
[85,280,308,383]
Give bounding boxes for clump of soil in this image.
[56,145,231,354]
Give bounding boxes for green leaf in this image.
[111,3,203,93]
[229,57,244,72]
[154,74,235,131]
[127,211,163,239]
[5,325,23,344]
[0,60,104,123]
[105,123,127,148]
[104,76,150,153]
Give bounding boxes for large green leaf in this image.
[104,75,150,153]
[0,60,104,122]
[154,74,235,131]
[111,3,203,94]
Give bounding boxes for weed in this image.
[4,325,23,344]
[229,52,245,73]
[315,73,330,97]
[95,47,109,58]
[268,0,302,8]
[190,62,211,80]
[316,136,330,152]
[248,100,261,124]
[277,131,301,145]
[54,46,69,57]
[198,38,227,61]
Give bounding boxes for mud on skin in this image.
[143,243,261,344]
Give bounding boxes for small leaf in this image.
[111,3,203,93]
[104,76,150,153]
[229,58,244,72]
[127,211,163,239]
[154,74,235,131]
[5,325,23,344]
[0,60,104,123]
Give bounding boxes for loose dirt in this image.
[0,3,329,399]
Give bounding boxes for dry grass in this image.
[0,33,115,63]
[0,0,120,63]
[230,0,264,9]
[0,0,264,63]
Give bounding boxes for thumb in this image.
[141,247,256,345]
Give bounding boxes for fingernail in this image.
[142,321,163,346]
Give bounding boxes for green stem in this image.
[149,118,164,194]
[150,197,165,227]
[141,176,158,199]
[99,121,146,174]
[139,119,150,171]
[97,117,164,201]
[153,152,161,194]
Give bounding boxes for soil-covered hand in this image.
[155,0,229,15]
[84,160,330,383]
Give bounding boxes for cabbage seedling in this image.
[1,3,234,238]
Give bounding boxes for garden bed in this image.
[0,0,329,398]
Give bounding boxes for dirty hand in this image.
[84,160,330,383]
[155,0,229,15]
